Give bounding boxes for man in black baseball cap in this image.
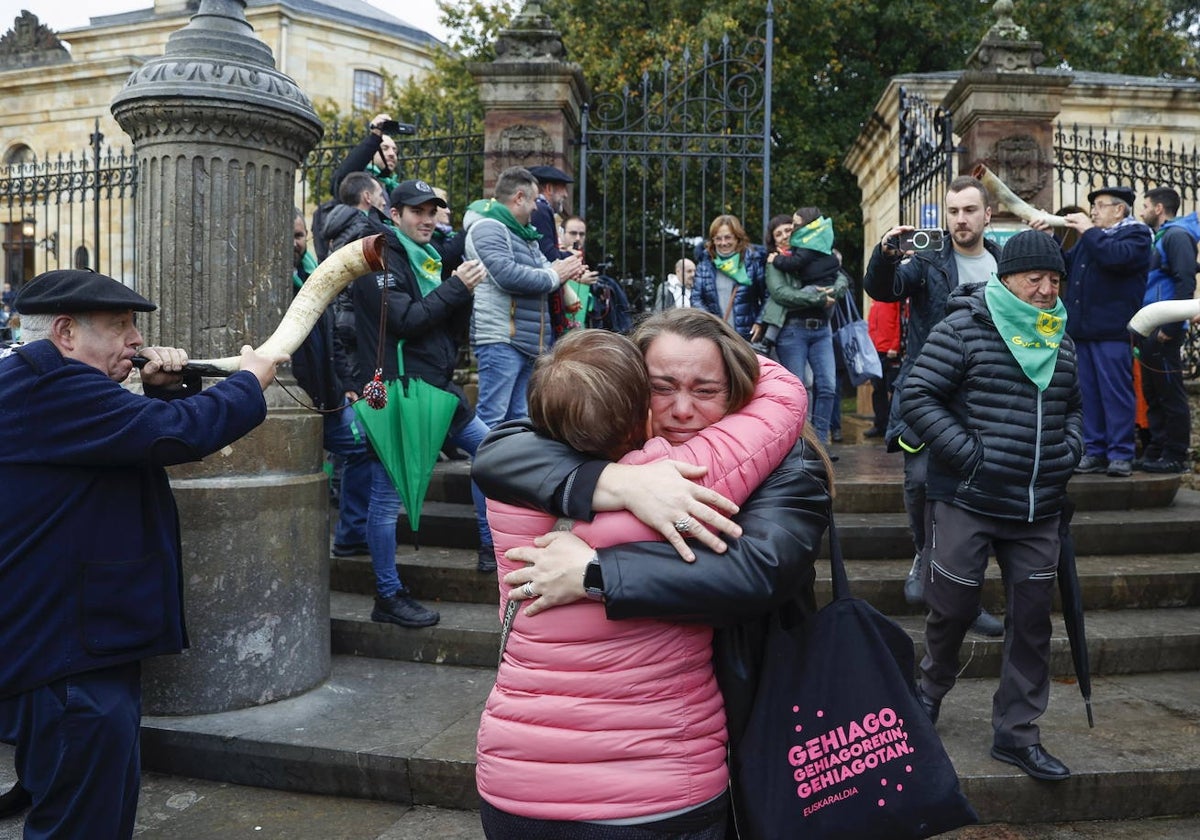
[1,268,284,838]
[390,178,448,209]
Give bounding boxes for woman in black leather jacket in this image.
[473,309,832,838]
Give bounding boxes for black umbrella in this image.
[1057,496,1094,727]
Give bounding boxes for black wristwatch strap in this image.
[583,555,604,601]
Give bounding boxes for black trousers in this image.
[919,502,1059,748]
[1138,334,1191,461]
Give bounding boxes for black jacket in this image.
[899,283,1083,522]
[863,236,1003,450]
[351,234,476,431]
[473,422,831,838]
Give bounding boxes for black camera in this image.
[372,119,416,136]
[895,229,945,252]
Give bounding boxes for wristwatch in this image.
[583,554,605,602]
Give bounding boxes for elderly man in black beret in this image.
[0,270,284,839]
[1033,185,1152,477]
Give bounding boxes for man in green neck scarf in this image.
[350,179,501,617]
[900,229,1083,783]
[463,166,585,429]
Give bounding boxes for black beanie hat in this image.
[997,230,1065,278]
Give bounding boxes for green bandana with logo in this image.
[467,198,542,242]
[713,251,751,286]
[984,275,1067,392]
[393,228,443,297]
[789,216,835,254]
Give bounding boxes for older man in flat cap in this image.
[1034,186,1151,477]
[0,270,284,840]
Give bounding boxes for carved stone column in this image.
[111,0,330,714]
[942,0,1073,218]
[469,1,588,196]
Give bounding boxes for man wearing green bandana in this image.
[900,229,1083,782]
[351,179,499,621]
[463,166,585,428]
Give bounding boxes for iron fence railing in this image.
[0,121,137,290]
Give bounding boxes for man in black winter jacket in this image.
[900,229,1083,782]
[863,175,1004,635]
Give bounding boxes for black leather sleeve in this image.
[597,440,830,626]
[472,420,606,521]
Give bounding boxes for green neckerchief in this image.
[366,163,399,194]
[984,275,1067,392]
[713,250,751,286]
[790,216,835,254]
[293,250,318,290]
[392,228,443,297]
[467,198,542,242]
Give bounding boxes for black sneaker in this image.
[371,589,440,628]
[1074,455,1108,474]
[970,609,1004,637]
[332,542,369,557]
[1141,458,1187,474]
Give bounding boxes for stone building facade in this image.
[0,0,439,286]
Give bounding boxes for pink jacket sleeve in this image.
[571,357,808,547]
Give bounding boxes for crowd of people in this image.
[2,105,1198,838]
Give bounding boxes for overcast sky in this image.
[0,1,450,42]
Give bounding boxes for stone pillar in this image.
[468,1,588,198]
[941,0,1073,220]
[111,0,330,714]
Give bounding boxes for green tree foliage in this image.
[336,0,1198,274]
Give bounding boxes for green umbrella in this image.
[353,342,458,536]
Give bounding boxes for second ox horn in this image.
[971,164,1068,229]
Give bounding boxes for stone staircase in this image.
[133,445,1200,834]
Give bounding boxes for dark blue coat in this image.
[0,341,266,699]
[691,245,768,341]
[1062,221,1152,341]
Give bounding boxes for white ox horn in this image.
[184,234,386,375]
[971,164,1068,229]
[1128,299,1200,338]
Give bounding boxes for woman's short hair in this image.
[765,214,793,252]
[631,309,759,415]
[527,329,650,460]
[705,214,751,258]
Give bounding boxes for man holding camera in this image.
[330,113,407,201]
[863,174,1003,637]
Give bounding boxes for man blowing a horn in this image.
[0,270,285,840]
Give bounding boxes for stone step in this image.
[5,744,1197,838]
[421,450,1184,514]
[134,655,1200,824]
[334,549,1200,614]
[329,591,1200,677]
[394,490,1200,556]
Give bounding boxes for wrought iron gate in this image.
[578,6,774,309]
[897,86,956,229]
[0,120,137,292]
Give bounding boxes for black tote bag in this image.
[733,517,977,840]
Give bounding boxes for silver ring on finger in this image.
[521,581,536,599]
[673,516,693,534]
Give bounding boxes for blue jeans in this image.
[473,342,536,429]
[775,319,836,444]
[324,401,369,547]
[367,414,493,598]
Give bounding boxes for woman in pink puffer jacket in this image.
[476,327,807,837]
